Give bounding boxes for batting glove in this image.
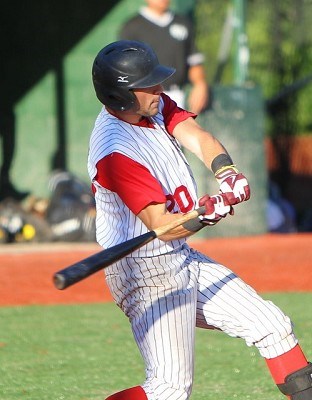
[198,194,234,225]
[215,165,250,206]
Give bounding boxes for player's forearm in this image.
[198,134,230,171]
[138,203,204,241]
[188,131,230,171]
[145,193,233,241]
[174,118,230,171]
[157,216,204,241]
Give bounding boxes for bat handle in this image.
[196,205,206,215]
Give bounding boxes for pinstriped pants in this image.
[104,244,297,400]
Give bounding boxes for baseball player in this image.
[88,40,311,400]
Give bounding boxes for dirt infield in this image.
[0,233,311,306]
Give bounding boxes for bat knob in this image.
[53,273,67,290]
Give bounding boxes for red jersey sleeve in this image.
[94,152,166,215]
[161,93,197,134]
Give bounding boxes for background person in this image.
[119,0,209,114]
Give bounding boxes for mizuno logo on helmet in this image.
[117,76,129,83]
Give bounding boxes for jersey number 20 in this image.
[166,185,194,213]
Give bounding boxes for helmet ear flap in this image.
[95,85,137,111]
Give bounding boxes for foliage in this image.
[195,0,312,135]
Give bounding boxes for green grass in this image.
[0,293,311,399]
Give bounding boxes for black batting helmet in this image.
[92,40,176,111]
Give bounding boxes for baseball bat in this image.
[53,205,207,290]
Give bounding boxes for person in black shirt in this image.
[119,0,209,114]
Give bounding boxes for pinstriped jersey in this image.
[88,94,198,257]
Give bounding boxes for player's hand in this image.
[198,194,234,225]
[215,166,250,205]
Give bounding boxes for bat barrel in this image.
[53,205,210,290]
[53,260,100,290]
[53,231,156,290]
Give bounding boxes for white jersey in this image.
[88,96,198,257]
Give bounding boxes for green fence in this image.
[186,84,268,237]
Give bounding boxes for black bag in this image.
[45,171,96,242]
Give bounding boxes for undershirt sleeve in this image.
[161,93,197,134]
[94,152,166,215]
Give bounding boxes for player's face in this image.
[133,84,163,117]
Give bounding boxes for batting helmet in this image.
[92,40,176,111]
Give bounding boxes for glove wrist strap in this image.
[215,166,239,188]
[214,165,239,178]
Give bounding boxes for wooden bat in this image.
[53,205,207,290]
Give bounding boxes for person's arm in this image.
[172,117,251,206]
[172,116,227,168]
[137,194,229,242]
[95,152,228,241]
[182,13,209,114]
[138,202,196,241]
[187,64,209,114]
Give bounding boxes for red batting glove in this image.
[215,166,250,205]
[198,194,234,225]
